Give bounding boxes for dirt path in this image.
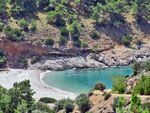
[93,90,150,101]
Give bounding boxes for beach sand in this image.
[0,69,76,100]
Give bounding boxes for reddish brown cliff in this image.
[0,39,49,58]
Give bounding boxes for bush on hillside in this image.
[130,94,142,112]
[121,34,132,47]
[112,76,127,94]
[81,40,88,48]
[133,75,150,95]
[30,19,37,31]
[47,12,66,27]
[113,97,126,109]
[54,98,74,112]
[0,22,4,32]
[54,99,66,112]
[19,59,28,68]
[44,37,54,46]
[35,102,55,113]
[4,26,23,42]
[19,19,29,31]
[60,27,69,37]
[69,21,82,35]
[75,94,91,113]
[102,92,111,100]
[64,99,74,113]
[73,40,81,47]
[31,56,39,64]
[90,30,100,40]
[59,36,68,46]
[93,82,106,91]
[0,50,6,67]
[132,60,150,75]
[39,97,57,104]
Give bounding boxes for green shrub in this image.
[31,56,39,64]
[121,34,132,46]
[44,37,54,46]
[72,33,80,41]
[93,82,106,91]
[92,44,99,52]
[64,99,74,113]
[76,94,91,113]
[32,110,48,113]
[132,61,143,75]
[39,97,57,104]
[73,40,81,47]
[112,76,127,94]
[47,12,66,27]
[142,102,150,111]
[68,20,81,35]
[54,99,66,112]
[35,102,55,113]
[113,97,126,109]
[60,27,69,37]
[81,40,88,48]
[19,19,29,30]
[0,50,6,68]
[145,60,150,72]
[132,60,150,75]
[30,19,37,31]
[133,75,150,95]
[102,92,111,100]
[90,30,100,40]
[19,59,28,68]
[131,94,142,112]
[59,36,68,46]
[4,26,23,42]
[0,22,4,32]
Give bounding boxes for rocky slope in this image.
[29,43,150,71]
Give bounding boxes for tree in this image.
[13,80,35,113]
[0,50,6,68]
[76,94,91,113]
[130,94,142,112]
[121,34,132,47]
[0,80,55,113]
[93,82,106,91]
[133,0,150,20]
[44,37,54,46]
[64,99,74,113]
[0,0,7,19]
[10,0,37,15]
[92,3,103,24]
[19,19,29,31]
[133,75,150,95]
[37,0,49,11]
[112,76,127,94]
[132,61,142,75]
[4,26,23,42]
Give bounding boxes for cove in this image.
[42,66,133,94]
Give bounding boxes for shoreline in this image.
[0,69,76,100]
[39,70,76,97]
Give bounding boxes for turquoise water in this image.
[43,66,133,94]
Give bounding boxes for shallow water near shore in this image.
[43,66,133,94]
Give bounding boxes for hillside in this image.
[0,0,150,69]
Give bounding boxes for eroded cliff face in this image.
[0,39,48,57]
[0,38,49,68]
